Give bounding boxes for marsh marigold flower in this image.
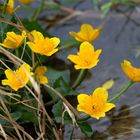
[2,63,33,91]
[77,87,115,119]
[67,41,102,69]
[27,30,60,56]
[6,0,14,15]
[69,24,102,42]
[0,31,26,49]
[121,60,140,82]
[35,66,48,84]
[19,0,33,5]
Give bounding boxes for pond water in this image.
[18,0,140,139]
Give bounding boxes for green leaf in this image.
[52,101,72,124]
[101,2,112,18]
[11,104,38,125]
[10,112,22,121]
[52,101,62,123]
[45,77,79,101]
[78,121,94,137]
[0,112,22,125]
[91,0,99,10]
[0,15,16,42]
[20,111,38,125]
[54,77,78,96]
[112,0,134,6]
[47,1,61,10]
[46,67,70,85]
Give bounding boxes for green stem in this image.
[72,69,87,89]
[109,81,134,102]
[2,0,8,14]
[59,42,77,50]
[30,0,45,21]
[59,41,80,50]
[15,49,19,57]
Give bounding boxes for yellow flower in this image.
[19,0,33,5]
[35,66,48,84]
[69,24,102,42]
[6,0,14,15]
[2,63,33,91]
[27,30,60,56]
[77,87,115,119]
[67,41,102,69]
[0,31,26,49]
[121,60,140,82]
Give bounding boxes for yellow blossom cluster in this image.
[0,23,115,120]
[68,24,102,70]
[67,23,116,119]
[0,29,59,91]
[1,22,137,121]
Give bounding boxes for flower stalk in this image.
[109,81,134,102]
[72,69,87,89]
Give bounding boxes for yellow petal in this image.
[26,42,38,52]
[75,65,83,70]
[50,37,60,48]
[27,30,60,56]
[102,79,115,90]
[79,41,94,53]
[77,87,116,120]
[45,48,58,56]
[2,63,32,91]
[77,94,92,114]
[31,30,44,42]
[69,32,84,42]
[67,55,79,64]
[92,87,108,102]
[67,41,102,70]
[35,66,48,84]
[69,24,101,42]
[80,24,94,35]
[91,112,105,120]
[39,76,48,84]
[35,66,47,76]
[6,0,14,15]
[90,27,102,42]
[2,79,10,86]
[4,69,16,80]
[77,94,90,104]
[105,103,116,112]
[2,31,25,48]
[94,49,102,59]
[19,0,33,5]
[121,59,140,82]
